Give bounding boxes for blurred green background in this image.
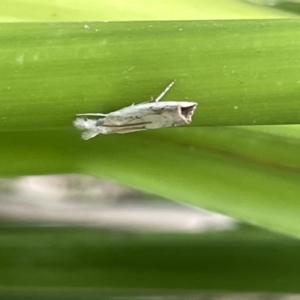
[2,0,300,298]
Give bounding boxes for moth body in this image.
[73,81,197,140]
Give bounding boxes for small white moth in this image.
[73,81,197,140]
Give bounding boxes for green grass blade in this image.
[2,127,300,238]
[1,20,300,132]
[2,20,300,237]
[0,0,293,22]
[0,226,300,293]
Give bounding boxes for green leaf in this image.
[2,2,300,295]
[0,0,293,22]
[1,20,300,132]
[2,20,300,238]
[0,226,300,293]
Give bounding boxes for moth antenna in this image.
[154,80,176,102]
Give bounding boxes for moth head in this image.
[178,102,197,124]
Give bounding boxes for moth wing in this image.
[81,130,100,140]
[102,104,154,126]
[73,117,107,139]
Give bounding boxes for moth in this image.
[73,81,197,140]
